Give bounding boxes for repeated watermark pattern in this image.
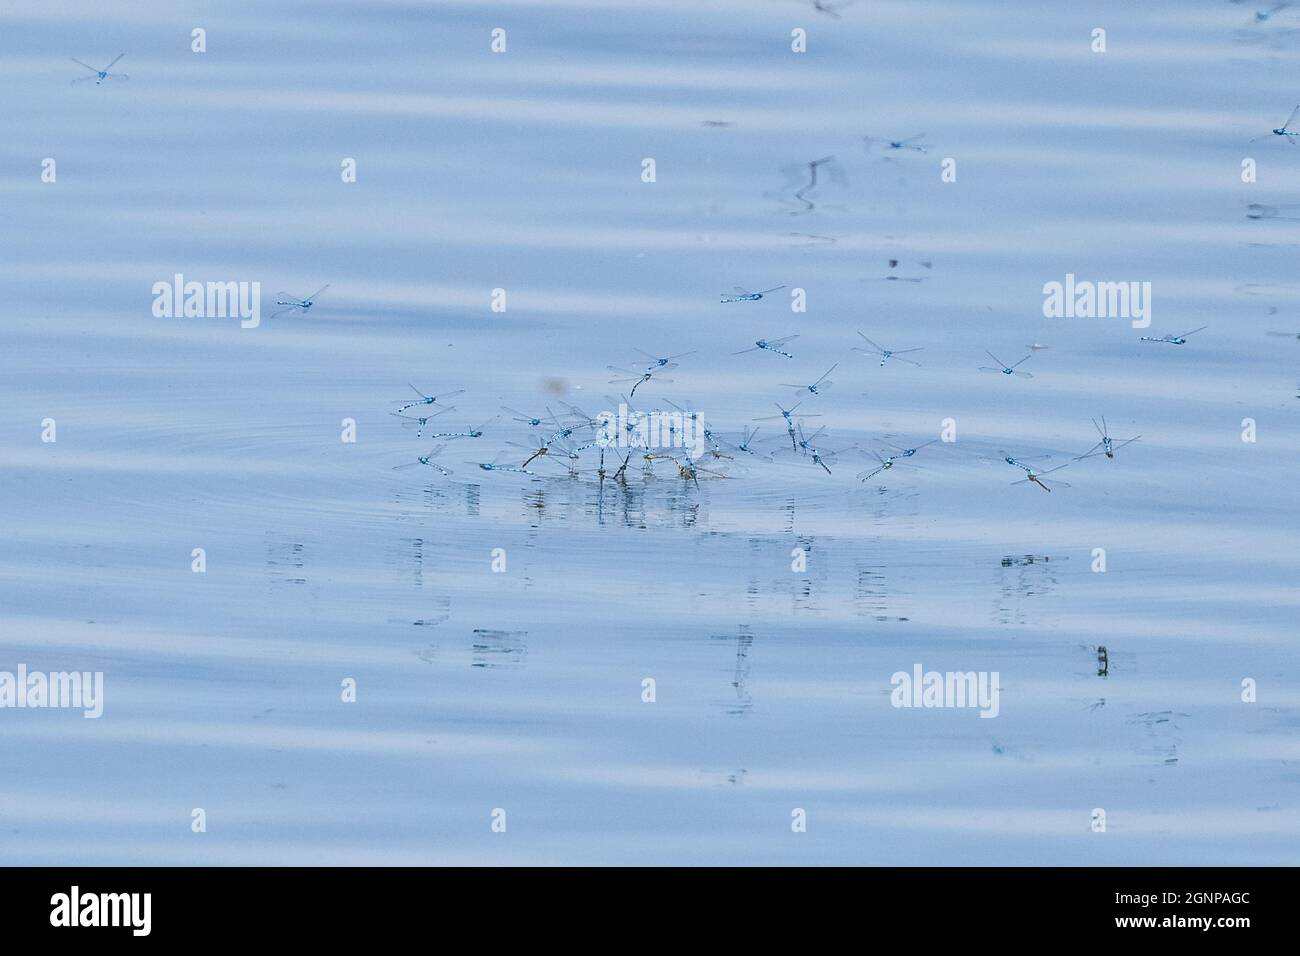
[0,664,103,718]
[890,664,1000,718]
[152,273,261,328]
[1042,274,1151,329]
[595,403,707,459]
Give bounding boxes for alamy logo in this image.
[890,664,1000,718]
[1042,273,1151,329]
[50,886,151,936]
[152,273,261,328]
[595,403,706,458]
[0,664,103,718]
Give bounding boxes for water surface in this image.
[1,0,1297,865]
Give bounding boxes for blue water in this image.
[1,0,1297,864]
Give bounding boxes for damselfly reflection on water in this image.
[781,155,844,214]
[812,0,856,17]
[865,132,927,154]
[1249,3,1292,25]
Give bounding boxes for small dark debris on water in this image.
[1001,554,1056,567]
[471,629,528,669]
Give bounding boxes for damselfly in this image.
[506,438,575,469]
[788,444,838,475]
[858,450,895,482]
[425,414,498,440]
[883,439,938,458]
[754,401,820,425]
[670,454,727,488]
[71,54,128,85]
[809,447,837,475]
[794,422,827,456]
[271,284,329,319]
[390,405,456,439]
[998,450,1050,472]
[632,348,696,370]
[731,426,763,456]
[756,401,819,450]
[1074,417,1140,461]
[733,334,799,359]
[663,399,723,453]
[394,385,465,413]
[1011,463,1071,493]
[558,402,602,430]
[392,445,453,477]
[1140,326,1206,345]
[979,350,1034,378]
[720,285,785,303]
[860,439,936,481]
[780,364,836,395]
[607,366,671,397]
[854,333,924,367]
[1252,105,1300,143]
[499,405,561,428]
[545,408,593,445]
[469,455,535,475]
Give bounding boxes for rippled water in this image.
[2,0,1298,864]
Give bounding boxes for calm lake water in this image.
[1,0,1298,864]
